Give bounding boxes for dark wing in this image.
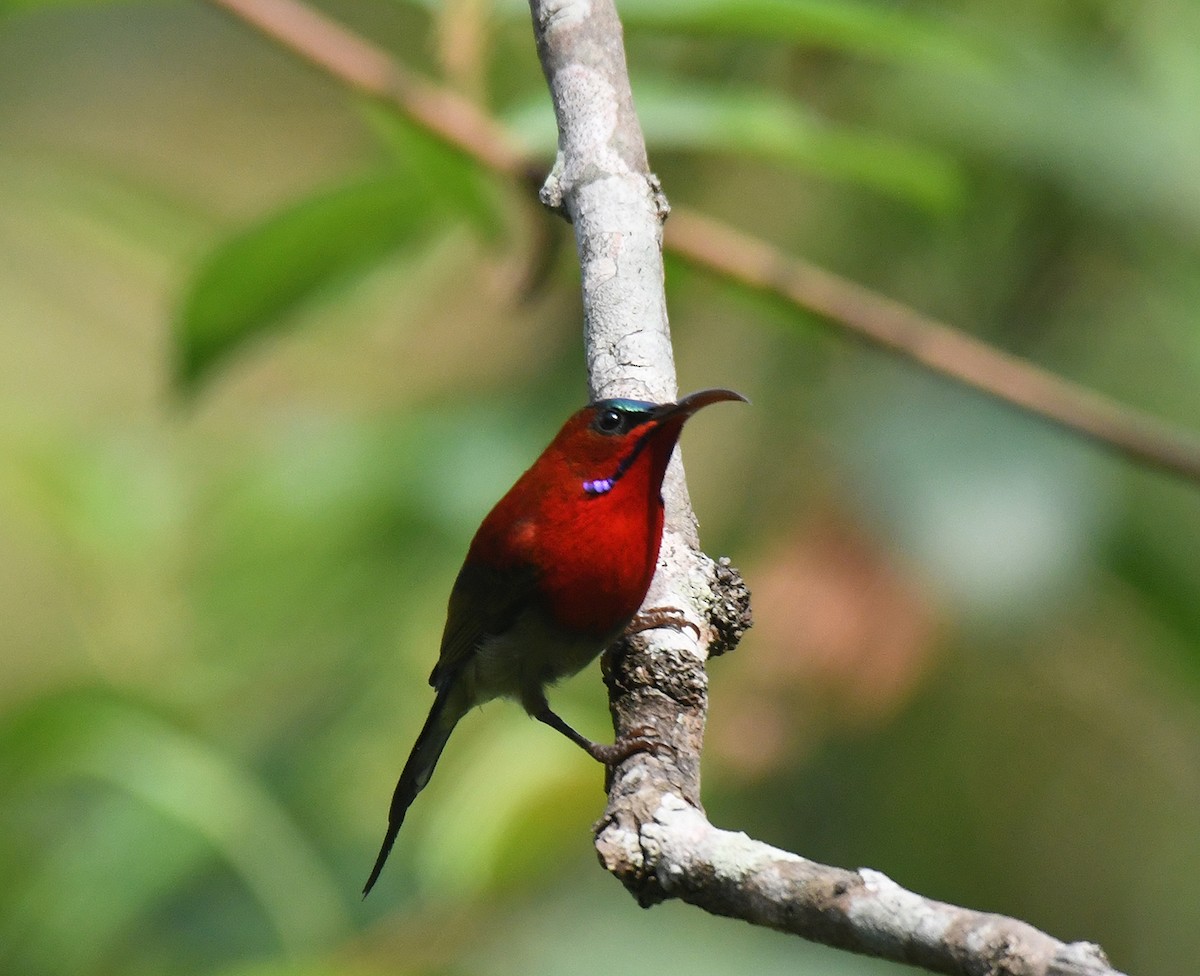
[428,560,541,690]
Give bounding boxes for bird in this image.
[362,387,746,896]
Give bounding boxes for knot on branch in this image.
[599,624,706,806]
[595,793,694,910]
[707,556,753,658]
[538,153,569,217]
[648,172,671,221]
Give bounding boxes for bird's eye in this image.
[595,408,624,434]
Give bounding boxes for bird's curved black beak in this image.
[653,388,749,421]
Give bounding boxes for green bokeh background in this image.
[2,1,1199,974]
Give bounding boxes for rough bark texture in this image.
[529,0,675,410]
[527,2,1129,975]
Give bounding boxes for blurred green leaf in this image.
[620,0,985,68]
[892,48,1200,237]
[831,367,1115,625]
[359,101,506,239]
[0,0,152,14]
[412,718,583,899]
[467,0,986,68]
[0,689,350,968]
[506,83,963,210]
[175,118,502,390]
[0,792,209,976]
[176,171,434,389]
[213,962,379,976]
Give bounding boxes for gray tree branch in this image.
[527,2,1128,975]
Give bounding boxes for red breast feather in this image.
[467,411,685,638]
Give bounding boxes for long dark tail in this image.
[362,685,462,897]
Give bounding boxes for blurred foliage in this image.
[1,1,1199,975]
[177,109,505,386]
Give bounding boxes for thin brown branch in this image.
[208,0,527,175]
[665,210,1200,483]
[204,0,1200,487]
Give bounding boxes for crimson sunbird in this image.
[363,388,746,895]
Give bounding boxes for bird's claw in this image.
[585,724,672,766]
[627,606,701,642]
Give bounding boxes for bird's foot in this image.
[626,606,701,642]
[582,725,664,766]
[534,707,668,767]
[592,726,676,790]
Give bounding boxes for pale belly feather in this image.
[461,606,621,715]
